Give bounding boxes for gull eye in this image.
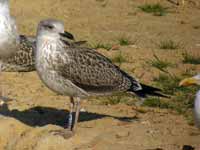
[44,24,54,29]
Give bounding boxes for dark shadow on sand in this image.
[0,104,138,127]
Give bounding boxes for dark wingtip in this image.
[133,84,170,98]
[73,41,87,46]
[60,39,70,46]
[135,90,170,98]
[140,84,162,92]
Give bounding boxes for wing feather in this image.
[1,35,35,72]
[55,47,138,94]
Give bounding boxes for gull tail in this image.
[133,84,168,98]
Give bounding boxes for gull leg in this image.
[0,64,12,106]
[68,97,74,130]
[0,65,4,106]
[72,97,81,132]
[50,97,75,139]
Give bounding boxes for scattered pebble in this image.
[141,121,151,126]
[115,131,130,138]
[111,45,120,50]
[130,44,138,48]
[0,100,5,106]
[80,108,86,112]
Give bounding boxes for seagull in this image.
[179,74,200,129]
[0,0,22,101]
[35,19,166,138]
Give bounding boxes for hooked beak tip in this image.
[179,77,198,87]
[59,31,74,40]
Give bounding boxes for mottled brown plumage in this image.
[1,35,86,72]
[57,47,138,95]
[1,35,35,72]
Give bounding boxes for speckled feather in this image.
[1,36,86,72]
[1,35,35,72]
[53,45,141,95]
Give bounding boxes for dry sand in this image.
[0,0,200,149]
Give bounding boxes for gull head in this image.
[37,19,64,38]
[37,19,74,40]
[179,74,200,87]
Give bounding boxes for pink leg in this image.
[72,97,81,132]
[68,97,74,130]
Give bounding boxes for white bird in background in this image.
[0,0,19,101]
[0,0,19,59]
[179,74,200,129]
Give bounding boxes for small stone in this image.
[116,131,130,138]
[0,100,5,106]
[80,108,86,112]
[111,45,120,50]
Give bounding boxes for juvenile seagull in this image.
[36,19,166,138]
[179,75,200,129]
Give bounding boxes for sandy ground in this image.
[0,0,200,149]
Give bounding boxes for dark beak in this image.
[59,31,74,40]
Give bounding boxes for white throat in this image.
[36,34,59,59]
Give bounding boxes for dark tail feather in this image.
[73,41,87,46]
[133,84,169,98]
